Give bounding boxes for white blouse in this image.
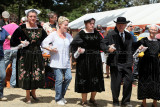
[42,31,73,69]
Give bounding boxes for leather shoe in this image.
[113,105,120,107]
[121,104,132,107]
[113,104,120,107]
[89,99,98,106]
[30,92,39,101]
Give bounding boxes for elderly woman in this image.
[0,27,11,101]
[10,9,47,103]
[136,24,160,107]
[70,17,107,107]
[42,16,72,105]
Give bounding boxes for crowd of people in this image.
[0,9,160,107]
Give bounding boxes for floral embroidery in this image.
[79,79,86,85]
[35,71,39,76]
[19,70,26,80]
[92,78,99,84]
[19,56,24,60]
[35,77,39,80]
[28,31,41,41]
[17,28,45,89]
[42,70,45,74]
[37,68,40,71]
[31,34,35,39]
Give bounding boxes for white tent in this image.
[69,3,160,29]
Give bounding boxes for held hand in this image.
[78,47,85,54]
[108,44,116,53]
[138,45,144,50]
[21,41,26,44]
[21,40,30,47]
[50,48,58,53]
[31,40,36,43]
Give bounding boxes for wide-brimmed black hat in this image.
[114,17,130,24]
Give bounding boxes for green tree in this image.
[2,0,54,23]
[3,0,159,23]
[59,0,127,22]
[0,0,14,14]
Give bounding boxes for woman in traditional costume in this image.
[10,9,47,103]
[136,24,160,107]
[70,16,107,107]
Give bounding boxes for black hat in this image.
[114,17,130,24]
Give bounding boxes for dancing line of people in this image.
[0,9,160,107]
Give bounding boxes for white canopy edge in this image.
[69,3,160,29]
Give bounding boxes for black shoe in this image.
[121,104,132,107]
[30,92,39,101]
[89,99,98,106]
[113,105,120,107]
[113,103,120,107]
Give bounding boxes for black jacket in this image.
[104,27,134,67]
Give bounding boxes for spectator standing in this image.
[2,14,19,88]
[43,11,58,35]
[0,26,11,101]
[19,17,27,25]
[96,25,109,78]
[42,12,58,55]
[0,11,10,27]
[138,25,149,40]
[132,26,142,81]
[126,22,137,42]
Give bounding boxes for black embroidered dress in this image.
[71,30,107,93]
[10,24,47,90]
[137,37,160,100]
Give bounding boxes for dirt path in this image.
[0,70,158,107]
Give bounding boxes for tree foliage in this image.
[1,0,160,23]
[1,0,54,22]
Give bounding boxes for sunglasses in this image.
[129,26,133,27]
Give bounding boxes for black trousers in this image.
[110,65,133,105]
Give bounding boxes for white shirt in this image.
[42,31,73,69]
[119,32,125,42]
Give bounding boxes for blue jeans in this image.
[53,68,72,101]
[0,56,6,98]
[4,50,17,87]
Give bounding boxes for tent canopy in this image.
[69,3,160,29]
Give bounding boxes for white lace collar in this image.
[83,29,94,33]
